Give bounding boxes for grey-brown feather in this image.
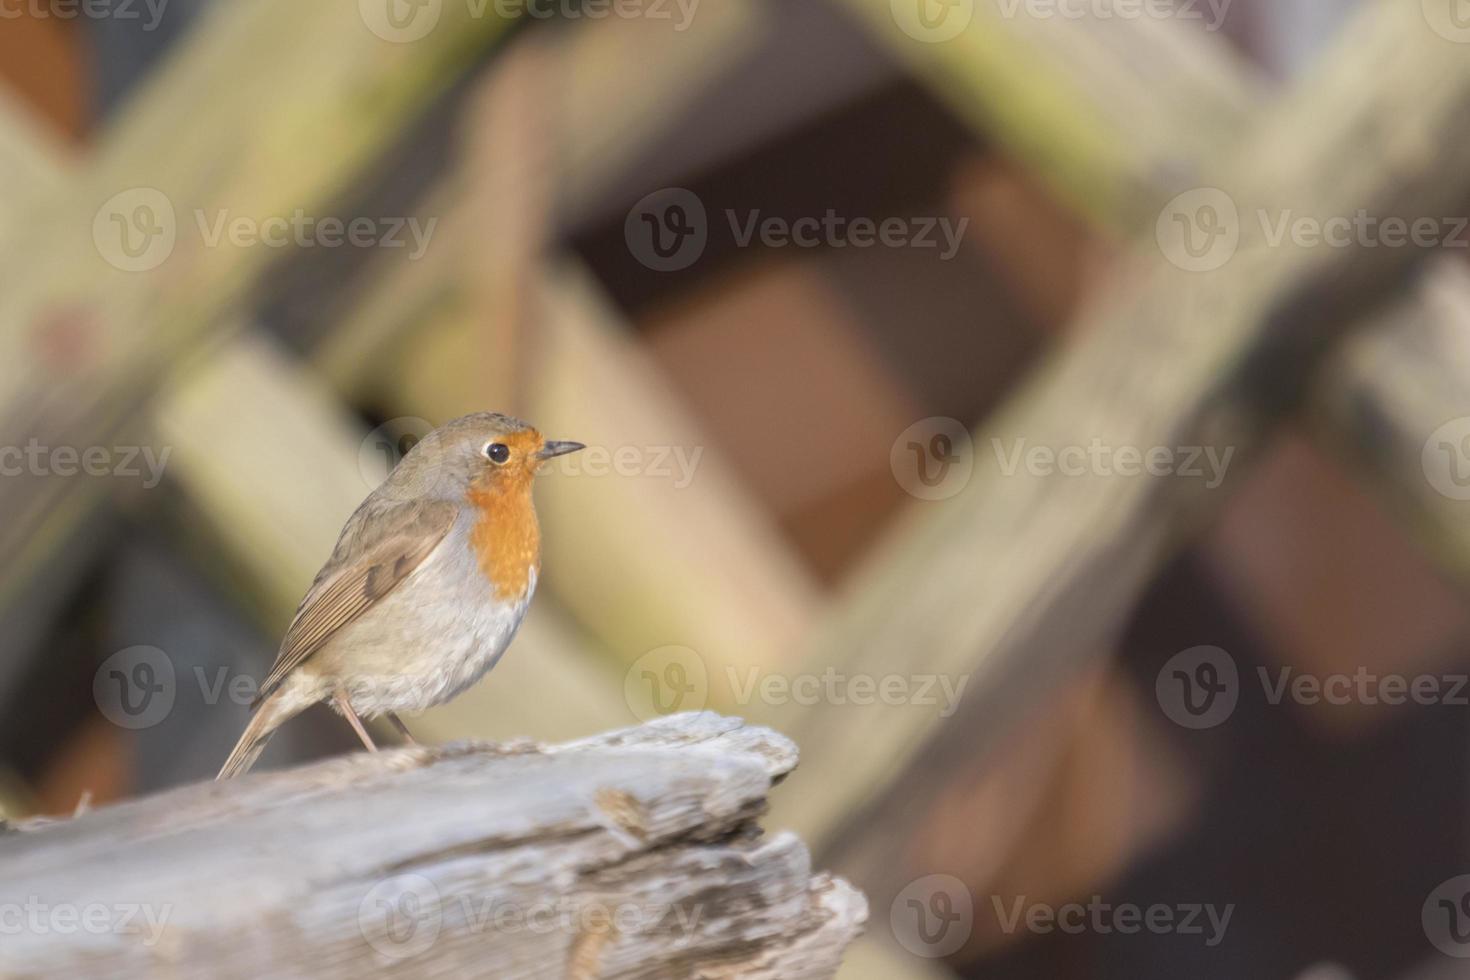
[252,499,458,706]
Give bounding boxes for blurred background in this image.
[1,0,1469,977]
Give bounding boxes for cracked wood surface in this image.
[0,714,865,979]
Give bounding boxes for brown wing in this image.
[252,500,458,707]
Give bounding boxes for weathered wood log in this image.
[0,714,865,979]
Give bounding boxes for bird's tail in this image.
[216,690,308,780]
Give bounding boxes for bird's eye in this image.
[485,442,510,464]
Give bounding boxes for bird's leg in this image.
[333,692,378,752]
[386,712,418,746]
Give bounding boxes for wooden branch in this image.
[0,714,866,978]
[1309,262,1470,579]
[838,0,1470,581]
[772,0,1470,893]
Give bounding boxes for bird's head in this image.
[381,412,584,502]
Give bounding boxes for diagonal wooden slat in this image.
[770,0,1470,899]
[837,0,1470,581]
[0,78,627,757]
[311,13,822,686]
[0,0,515,650]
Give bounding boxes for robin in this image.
[217,412,584,779]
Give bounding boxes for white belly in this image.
[297,524,536,717]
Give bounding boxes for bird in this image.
[217,412,584,779]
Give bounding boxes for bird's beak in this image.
[536,440,586,460]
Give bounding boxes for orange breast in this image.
[467,479,541,601]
